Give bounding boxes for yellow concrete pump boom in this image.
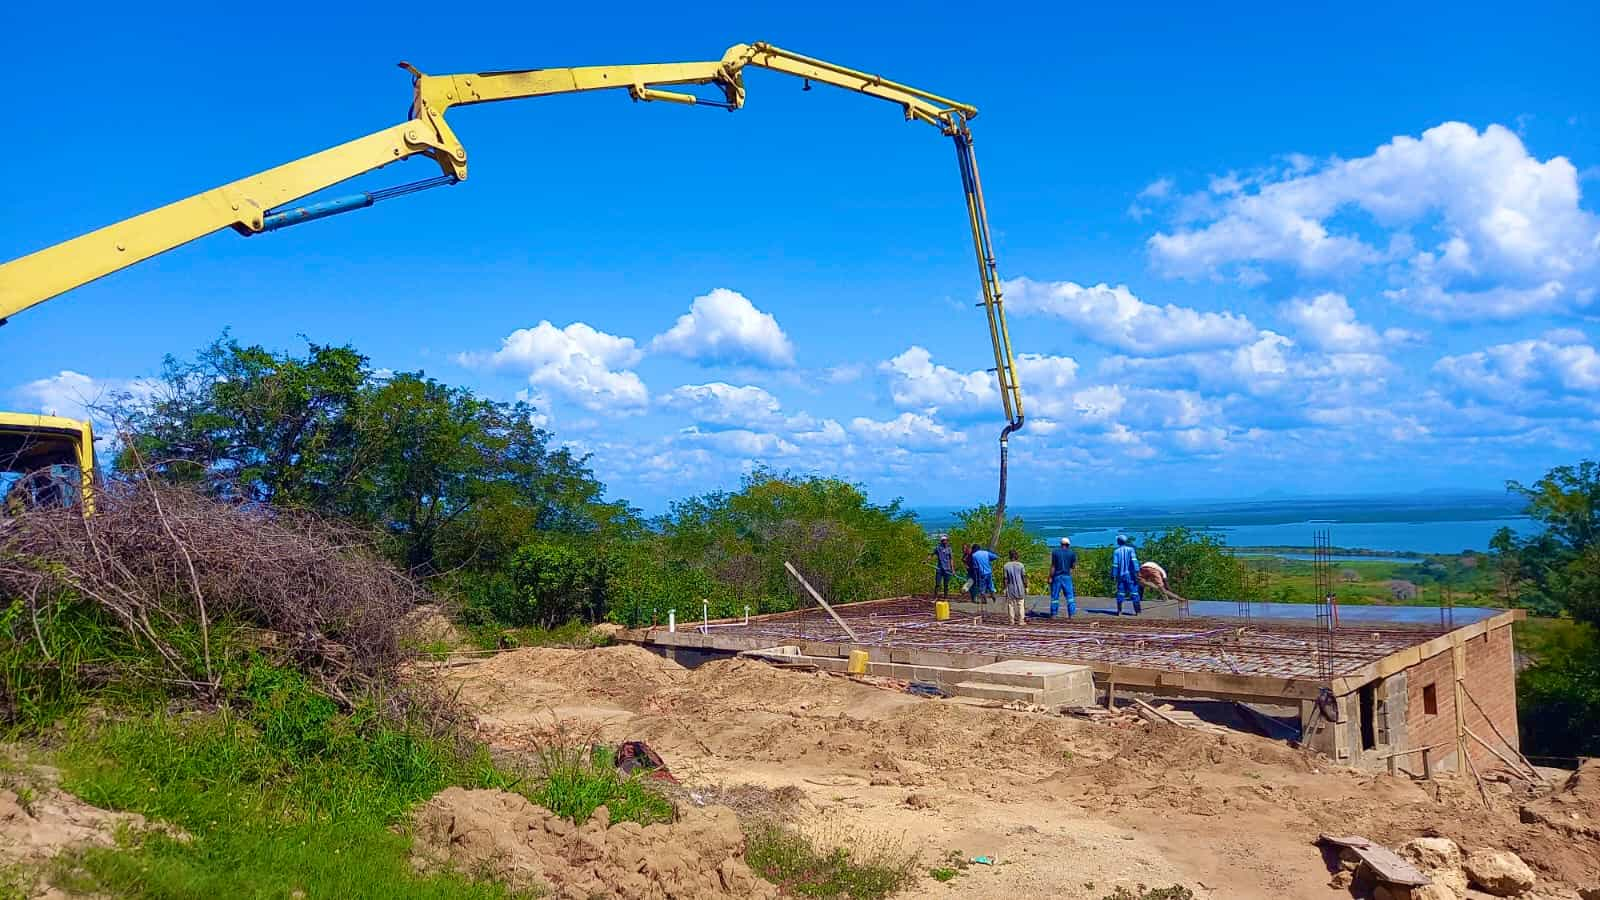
[0,42,1024,541]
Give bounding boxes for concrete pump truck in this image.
[0,43,1024,544]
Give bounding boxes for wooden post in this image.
[1452,643,1468,773]
[1422,747,1433,780]
[1387,755,1396,777]
[1461,683,1539,779]
[784,561,860,643]
[1106,676,1117,710]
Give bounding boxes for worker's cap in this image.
[938,533,948,540]
[1059,537,1070,546]
[1116,534,1128,544]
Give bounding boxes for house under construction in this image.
[626,596,1524,775]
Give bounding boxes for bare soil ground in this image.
[440,645,1600,900]
[0,751,170,898]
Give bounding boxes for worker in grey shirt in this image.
[932,534,954,598]
[1002,550,1027,625]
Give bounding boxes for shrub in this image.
[743,820,917,900]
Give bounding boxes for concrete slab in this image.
[950,682,1043,703]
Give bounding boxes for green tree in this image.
[610,471,929,624]
[1499,460,1600,760]
[1137,527,1262,602]
[117,337,625,576]
[118,336,369,505]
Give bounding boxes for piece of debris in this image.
[614,740,676,783]
[1318,835,1432,887]
[905,793,934,809]
[907,681,950,698]
[1464,849,1537,897]
[1397,836,1469,898]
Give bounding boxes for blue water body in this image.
[1241,552,1421,564]
[1163,600,1500,626]
[916,493,1538,555]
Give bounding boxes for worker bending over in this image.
[1049,537,1077,618]
[1112,534,1142,616]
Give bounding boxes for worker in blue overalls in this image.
[1112,534,1142,616]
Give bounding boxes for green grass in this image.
[44,663,535,900]
[1514,616,1594,665]
[22,656,677,898]
[466,619,615,652]
[1246,555,1503,606]
[2,601,679,899]
[743,821,918,900]
[528,742,674,827]
[1100,886,1196,900]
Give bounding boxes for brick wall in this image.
[1400,623,1518,772]
[1463,623,1520,758]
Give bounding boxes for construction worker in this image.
[1003,550,1027,625]
[1049,537,1077,618]
[1113,534,1142,615]
[970,544,999,605]
[932,534,954,598]
[962,543,978,602]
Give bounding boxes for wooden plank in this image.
[784,561,861,643]
[1132,697,1177,725]
[1317,835,1431,887]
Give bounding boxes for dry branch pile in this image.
[0,479,424,702]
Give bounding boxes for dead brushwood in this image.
[0,477,424,704]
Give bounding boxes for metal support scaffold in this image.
[1313,530,1337,683]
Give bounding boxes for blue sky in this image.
[4,1,1598,512]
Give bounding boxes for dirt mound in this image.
[404,604,469,649]
[0,756,176,896]
[1522,759,1600,841]
[1077,721,1315,783]
[470,645,689,702]
[412,787,776,899]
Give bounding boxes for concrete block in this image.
[950,681,1044,703]
[966,660,1096,697]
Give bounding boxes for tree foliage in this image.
[635,470,930,618]
[1492,459,1600,760]
[117,336,627,576]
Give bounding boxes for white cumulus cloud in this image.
[460,321,647,411]
[849,412,964,451]
[677,426,799,458]
[651,288,796,367]
[1005,278,1257,355]
[1435,337,1600,400]
[658,382,782,427]
[879,346,996,414]
[12,371,158,426]
[880,346,1078,419]
[1148,122,1600,320]
[1280,292,1422,352]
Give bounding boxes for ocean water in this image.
[915,493,1538,555]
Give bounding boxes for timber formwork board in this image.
[630,597,1523,704]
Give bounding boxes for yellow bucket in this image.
[934,600,950,621]
[846,649,870,675]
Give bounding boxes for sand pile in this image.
[412,787,776,899]
[1521,759,1600,841]
[484,646,688,699]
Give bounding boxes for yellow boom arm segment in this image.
[0,42,1024,540]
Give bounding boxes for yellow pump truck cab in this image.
[0,413,94,515]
